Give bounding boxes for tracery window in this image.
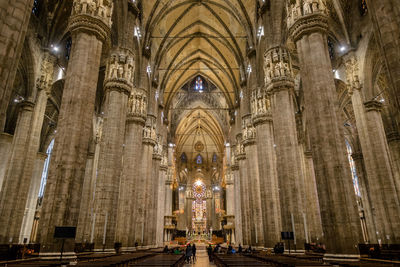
[38,139,54,198]
[212,153,217,163]
[345,140,361,197]
[180,152,187,163]
[196,154,203,164]
[65,37,72,60]
[195,77,203,92]
[327,38,335,60]
[359,0,368,16]
[32,0,41,16]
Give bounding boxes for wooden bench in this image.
[213,254,272,267]
[247,254,328,266]
[130,254,185,266]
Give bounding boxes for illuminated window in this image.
[359,0,368,16]
[212,153,217,163]
[65,37,72,60]
[180,152,187,163]
[38,139,54,197]
[195,77,203,92]
[32,0,41,16]
[196,154,203,164]
[345,140,361,197]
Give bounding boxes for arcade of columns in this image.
[0,0,399,261]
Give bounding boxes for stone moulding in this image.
[68,14,111,43]
[289,13,329,42]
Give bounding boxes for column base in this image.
[121,247,137,252]
[284,249,305,255]
[39,251,77,260]
[93,248,115,253]
[323,253,360,262]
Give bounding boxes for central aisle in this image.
[185,243,216,267]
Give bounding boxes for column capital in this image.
[242,115,256,146]
[36,51,57,94]
[264,46,295,93]
[344,55,362,95]
[127,89,147,125]
[387,131,400,143]
[251,87,273,125]
[69,0,113,43]
[19,101,35,112]
[104,49,135,96]
[287,0,328,42]
[364,100,383,112]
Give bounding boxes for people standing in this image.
[192,243,197,262]
[185,244,192,263]
[207,244,213,262]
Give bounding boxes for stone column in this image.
[0,0,34,130]
[0,132,13,190]
[242,115,264,247]
[265,46,306,249]
[231,155,243,245]
[156,154,167,247]
[366,0,400,110]
[145,137,162,247]
[351,152,375,243]
[75,148,95,244]
[19,152,47,243]
[363,100,400,242]
[75,118,102,244]
[38,0,112,255]
[236,139,250,245]
[345,55,400,243]
[387,132,400,195]
[121,89,147,247]
[93,49,133,250]
[287,1,362,256]
[251,89,281,248]
[135,118,156,246]
[303,150,323,242]
[0,51,55,244]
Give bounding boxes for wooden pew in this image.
[130,254,185,266]
[213,253,272,267]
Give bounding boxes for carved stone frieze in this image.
[36,52,56,94]
[242,116,256,147]
[127,89,147,124]
[143,116,157,146]
[264,47,294,86]
[345,55,361,94]
[69,0,113,42]
[251,87,272,125]
[94,116,104,144]
[104,49,135,95]
[287,0,328,41]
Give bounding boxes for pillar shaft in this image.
[367,0,400,111]
[236,144,250,245]
[0,0,34,129]
[38,1,112,253]
[0,132,13,190]
[252,90,281,248]
[19,152,47,243]
[93,49,132,250]
[288,5,362,254]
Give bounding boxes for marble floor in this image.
[184,244,216,267]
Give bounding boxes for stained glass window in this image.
[328,38,335,60]
[65,37,72,61]
[32,0,41,16]
[359,0,368,16]
[212,153,217,163]
[196,154,202,164]
[180,152,187,163]
[38,139,54,197]
[345,140,361,197]
[195,77,203,92]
